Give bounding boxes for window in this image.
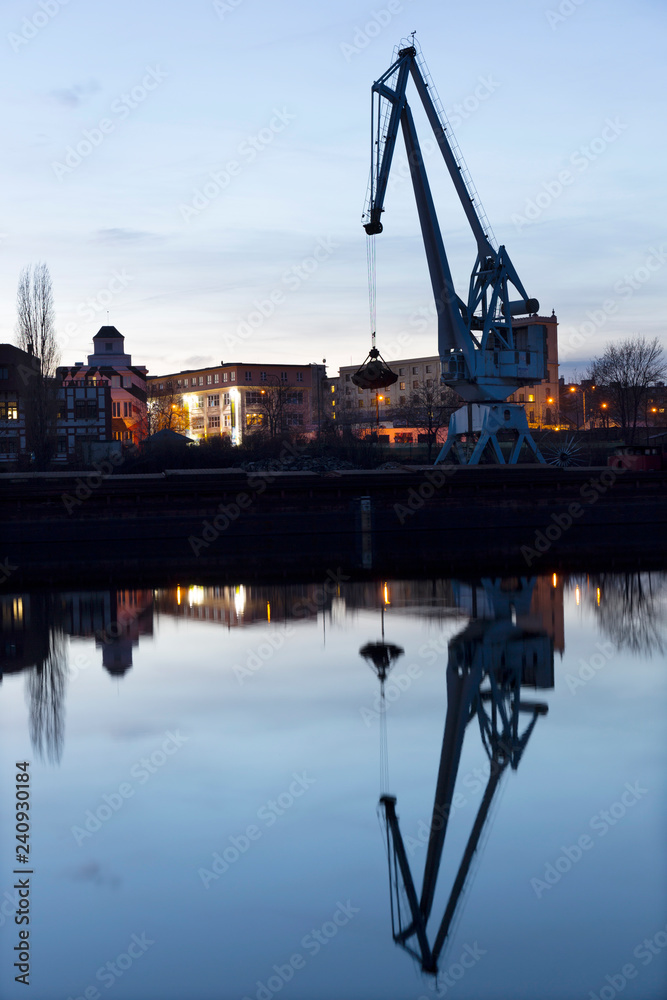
[285,413,303,426]
[197,396,204,409]
[384,397,391,406]
[296,372,303,382]
[0,438,18,453]
[345,374,350,382]
[398,368,405,376]
[184,378,189,387]
[529,410,535,423]
[246,413,265,427]
[198,376,204,386]
[207,375,212,384]
[167,380,173,390]
[400,396,406,404]
[214,373,219,383]
[208,415,220,428]
[123,376,132,388]
[0,402,18,420]
[413,380,419,389]
[245,371,252,382]
[111,376,121,387]
[286,390,303,405]
[0,368,7,379]
[177,379,182,388]
[399,381,406,390]
[528,394,535,403]
[57,437,67,454]
[281,372,288,382]
[191,417,204,429]
[230,372,236,382]
[75,401,97,419]
[223,372,228,383]
[159,383,164,390]
[207,395,219,407]
[123,401,129,418]
[260,372,267,382]
[245,391,263,406]
[425,365,432,373]
[358,400,364,408]
[223,393,230,405]
[412,367,418,375]
[224,414,231,426]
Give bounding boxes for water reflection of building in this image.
[154,583,326,627]
[0,594,50,682]
[59,589,154,676]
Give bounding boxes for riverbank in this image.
[1,465,665,585]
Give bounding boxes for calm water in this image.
[0,574,666,1000]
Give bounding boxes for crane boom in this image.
[362,43,547,410]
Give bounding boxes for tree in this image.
[397,381,459,461]
[588,336,667,443]
[15,263,60,466]
[254,379,294,437]
[146,381,189,436]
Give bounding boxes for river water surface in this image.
[0,573,665,1000]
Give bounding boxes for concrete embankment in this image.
[1,465,666,585]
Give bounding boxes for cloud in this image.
[65,862,121,888]
[93,228,159,243]
[50,80,102,108]
[183,355,215,368]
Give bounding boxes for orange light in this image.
[575,586,581,605]
[176,586,181,606]
[596,588,601,606]
[602,403,608,409]
[267,601,271,623]
[552,573,557,588]
[383,583,390,605]
[547,397,554,404]
[570,387,576,393]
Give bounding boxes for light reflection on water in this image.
[0,573,665,1000]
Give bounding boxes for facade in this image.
[55,379,112,462]
[148,362,327,443]
[331,313,560,435]
[0,344,39,462]
[58,326,148,448]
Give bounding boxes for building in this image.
[148,362,327,444]
[0,344,39,463]
[331,312,560,436]
[58,326,148,449]
[55,378,112,462]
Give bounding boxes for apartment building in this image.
[58,326,148,447]
[0,344,38,462]
[148,362,327,443]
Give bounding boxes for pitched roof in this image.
[93,325,124,340]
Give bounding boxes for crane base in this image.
[435,403,545,466]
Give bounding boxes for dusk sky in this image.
[1,0,665,381]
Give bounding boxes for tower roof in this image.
[93,325,124,340]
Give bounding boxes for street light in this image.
[375,392,384,432]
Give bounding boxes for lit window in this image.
[528,394,535,402]
[399,381,406,390]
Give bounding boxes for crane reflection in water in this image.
[365,577,554,977]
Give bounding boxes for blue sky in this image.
[0,0,665,381]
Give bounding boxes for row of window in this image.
[343,365,433,384]
[162,371,306,390]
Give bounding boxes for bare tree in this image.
[15,263,61,466]
[588,336,667,443]
[146,381,189,435]
[397,381,459,461]
[27,630,68,764]
[254,380,294,437]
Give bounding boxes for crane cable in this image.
[366,233,377,345]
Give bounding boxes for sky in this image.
[0,0,665,382]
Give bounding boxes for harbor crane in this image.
[362,41,548,464]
